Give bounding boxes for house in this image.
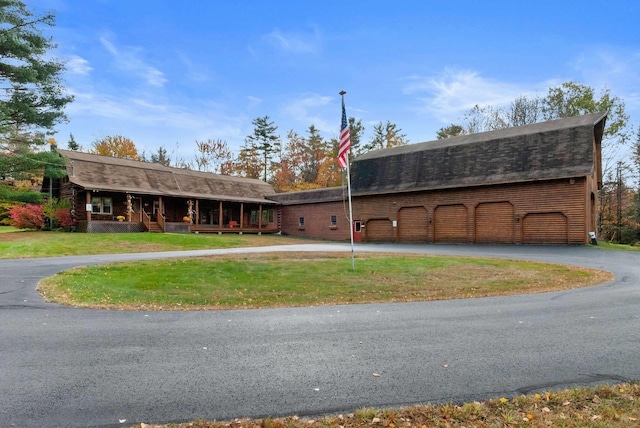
[270,112,606,245]
[48,149,279,233]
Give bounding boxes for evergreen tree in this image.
[0,1,72,184]
[244,116,280,181]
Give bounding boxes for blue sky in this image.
[41,0,640,163]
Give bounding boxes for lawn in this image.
[0,230,313,258]
[39,252,612,310]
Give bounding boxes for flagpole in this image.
[339,90,355,271]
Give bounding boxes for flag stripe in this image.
[338,97,350,169]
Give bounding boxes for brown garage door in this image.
[365,219,394,242]
[398,206,428,242]
[434,204,468,243]
[475,202,515,244]
[523,212,568,244]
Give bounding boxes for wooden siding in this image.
[351,178,590,244]
[434,204,468,243]
[523,213,568,244]
[398,206,428,242]
[475,202,515,244]
[365,219,395,242]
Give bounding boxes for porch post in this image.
[258,204,262,229]
[240,203,244,228]
[85,191,91,221]
[218,201,223,227]
[195,200,200,225]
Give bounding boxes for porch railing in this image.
[157,212,165,231]
[142,211,151,231]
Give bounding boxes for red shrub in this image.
[54,208,75,228]
[9,204,45,230]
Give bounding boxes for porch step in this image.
[147,221,163,232]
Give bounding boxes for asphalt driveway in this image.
[1,243,639,427]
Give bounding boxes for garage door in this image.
[398,206,428,242]
[365,219,394,242]
[434,204,468,243]
[475,202,515,244]
[523,212,568,244]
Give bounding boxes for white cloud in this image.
[403,69,545,124]
[282,93,334,133]
[66,55,93,75]
[264,28,320,54]
[99,36,168,87]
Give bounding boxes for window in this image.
[330,215,337,227]
[262,208,274,223]
[91,197,112,214]
[298,217,305,227]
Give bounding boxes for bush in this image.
[9,204,45,229]
[54,207,75,229]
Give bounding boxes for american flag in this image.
[337,96,351,169]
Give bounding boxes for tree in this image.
[244,116,280,181]
[543,82,628,145]
[149,145,171,167]
[0,1,73,134]
[362,121,409,152]
[194,139,233,174]
[0,1,72,187]
[90,135,140,160]
[66,133,80,151]
[436,124,466,139]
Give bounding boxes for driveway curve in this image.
[1,243,639,427]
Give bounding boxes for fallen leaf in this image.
[372,418,380,423]
[442,364,449,368]
[591,415,602,421]
[119,420,126,424]
[541,407,551,413]
[373,373,380,377]
[563,401,571,406]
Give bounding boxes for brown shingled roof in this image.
[351,112,606,195]
[58,149,276,204]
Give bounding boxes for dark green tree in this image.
[243,116,280,181]
[67,133,79,151]
[0,1,73,183]
[436,124,466,139]
[362,121,408,152]
[150,146,171,167]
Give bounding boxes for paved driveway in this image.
[1,244,639,427]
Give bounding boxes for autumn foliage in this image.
[9,204,45,229]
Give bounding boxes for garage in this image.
[523,212,568,244]
[434,204,468,243]
[398,206,428,242]
[475,201,515,244]
[365,218,394,242]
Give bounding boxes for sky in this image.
[39,0,640,164]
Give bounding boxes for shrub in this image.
[9,204,45,229]
[54,208,75,229]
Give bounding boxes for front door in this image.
[353,220,363,243]
[131,198,143,222]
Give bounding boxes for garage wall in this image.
[352,178,589,244]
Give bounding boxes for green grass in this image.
[591,241,640,252]
[0,231,312,258]
[0,225,21,233]
[39,252,611,310]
